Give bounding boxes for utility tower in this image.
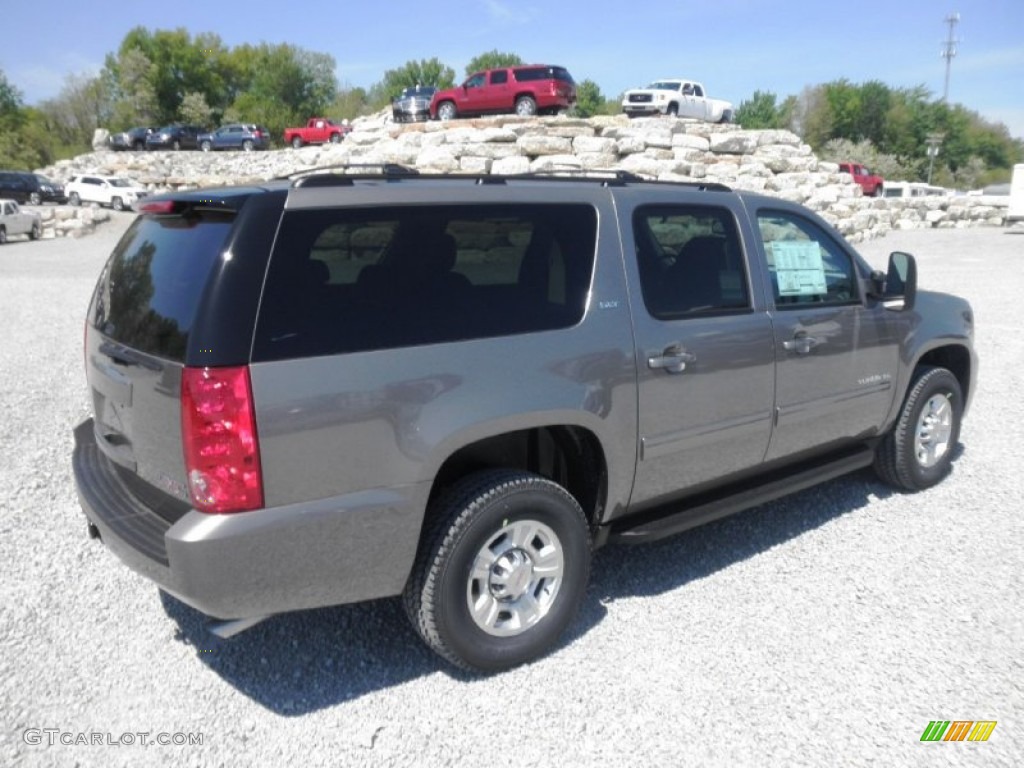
[941,12,960,103]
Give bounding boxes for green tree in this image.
[572,79,604,118]
[464,50,523,77]
[734,90,791,129]
[178,91,213,126]
[39,73,113,150]
[0,69,22,121]
[380,58,456,101]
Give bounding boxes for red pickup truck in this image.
[838,162,885,197]
[283,118,351,149]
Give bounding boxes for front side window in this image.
[465,74,486,89]
[253,204,598,361]
[633,206,750,319]
[757,210,859,307]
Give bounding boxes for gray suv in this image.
[72,169,977,671]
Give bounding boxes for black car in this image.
[392,86,437,123]
[145,124,204,151]
[0,171,66,205]
[109,126,156,151]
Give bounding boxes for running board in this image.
[611,446,875,544]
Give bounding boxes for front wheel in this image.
[242,139,254,151]
[437,101,457,121]
[29,192,41,206]
[111,196,124,212]
[403,469,591,672]
[200,140,212,152]
[172,139,181,151]
[291,136,303,149]
[874,366,963,490]
[69,192,81,206]
[0,227,6,245]
[515,96,537,117]
[329,133,341,144]
[873,185,884,197]
[30,221,41,240]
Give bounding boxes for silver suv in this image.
[73,169,977,671]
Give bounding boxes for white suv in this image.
[66,174,148,211]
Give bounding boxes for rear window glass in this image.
[89,212,235,361]
[253,204,597,361]
[514,67,574,84]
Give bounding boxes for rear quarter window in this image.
[89,211,235,361]
[253,204,598,361]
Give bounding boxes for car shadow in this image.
[160,457,959,715]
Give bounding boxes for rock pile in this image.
[39,114,1009,242]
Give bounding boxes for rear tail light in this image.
[181,366,264,513]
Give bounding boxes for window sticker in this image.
[771,241,827,296]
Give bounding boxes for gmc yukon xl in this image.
[72,169,976,671]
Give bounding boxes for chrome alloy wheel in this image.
[467,519,564,637]
[914,392,953,468]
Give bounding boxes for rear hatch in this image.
[84,192,274,510]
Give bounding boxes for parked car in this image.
[73,168,976,672]
[65,174,148,211]
[198,124,271,152]
[0,198,42,243]
[0,171,65,205]
[392,86,437,123]
[621,78,733,122]
[282,117,351,149]
[839,162,885,197]
[145,124,204,151]
[109,127,157,151]
[430,65,577,120]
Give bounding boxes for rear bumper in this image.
[72,419,426,620]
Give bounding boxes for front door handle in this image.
[782,333,820,354]
[648,345,697,374]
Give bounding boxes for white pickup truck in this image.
[621,79,733,122]
[0,199,42,244]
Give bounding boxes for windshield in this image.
[648,81,681,91]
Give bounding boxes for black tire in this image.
[201,140,212,152]
[111,196,124,212]
[515,96,537,117]
[29,192,42,206]
[437,101,457,121]
[291,136,303,149]
[875,366,963,490]
[329,133,341,144]
[667,103,679,117]
[133,140,145,151]
[242,139,254,151]
[69,192,80,206]
[30,221,41,240]
[0,227,7,245]
[873,185,884,197]
[172,139,181,151]
[403,469,591,672]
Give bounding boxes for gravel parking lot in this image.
[1,218,1021,767]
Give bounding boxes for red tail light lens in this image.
[181,366,264,513]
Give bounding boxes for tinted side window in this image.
[253,204,598,361]
[757,210,858,306]
[490,70,508,85]
[634,206,750,319]
[89,212,235,361]
[513,68,545,82]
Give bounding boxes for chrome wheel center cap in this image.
[489,549,534,601]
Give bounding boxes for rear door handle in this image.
[648,345,697,374]
[782,333,820,354]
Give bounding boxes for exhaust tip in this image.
[207,615,268,640]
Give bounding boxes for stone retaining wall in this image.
[39,114,1010,242]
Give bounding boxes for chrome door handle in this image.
[648,346,697,374]
[782,333,820,354]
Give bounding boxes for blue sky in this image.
[3,0,1022,138]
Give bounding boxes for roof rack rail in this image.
[279,163,419,184]
[516,168,646,184]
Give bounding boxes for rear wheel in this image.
[873,185,884,197]
[242,139,254,151]
[329,133,342,144]
[200,140,212,152]
[437,101,457,121]
[291,136,303,149]
[875,366,963,490]
[111,196,124,212]
[30,221,41,240]
[0,227,7,245]
[29,192,41,206]
[515,96,537,117]
[69,192,81,206]
[403,469,591,672]
[172,139,181,151]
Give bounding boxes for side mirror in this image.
[879,251,917,311]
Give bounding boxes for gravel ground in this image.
[1,218,1021,767]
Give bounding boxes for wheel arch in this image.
[427,424,609,534]
[914,343,973,408]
